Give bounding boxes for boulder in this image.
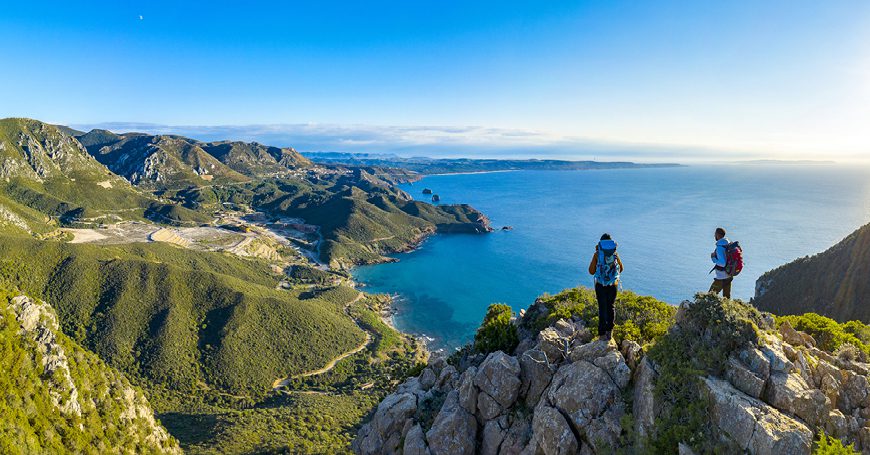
[519,348,555,407]
[403,424,431,455]
[568,338,615,363]
[620,339,642,371]
[779,320,810,347]
[435,365,458,391]
[481,416,508,455]
[702,377,812,455]
[530,402,578,455]
[352,392,418,455]
[426,390,477,455]
[474,351,522,417]
[633,357,658,441]
[537,327,569,363]
[592,350,632,391]
[420,367,437,391]
[457,366,478,413]
[760,337,795,374]
[738,347,771,381]
[764,372,830,427]
[726,355,766,399]
[546,358,624,451]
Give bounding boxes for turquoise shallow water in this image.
[353,165,870,351]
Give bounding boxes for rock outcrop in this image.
[1,294,180,453]
[355,295,870,454]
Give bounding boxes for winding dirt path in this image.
[271,292,372,390]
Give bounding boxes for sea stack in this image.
[422,188,433,195]
[431,194,440,202]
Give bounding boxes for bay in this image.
[353,165,870,351]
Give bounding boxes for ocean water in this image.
[353,165,870,351]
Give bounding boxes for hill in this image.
[0,119,211,228]
[356,289,870,454]
[754,222,870,322]
[0,289,179,453]
[78,131,250,190]
[199,141,311,177]
[0,118,154,227]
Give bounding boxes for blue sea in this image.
[353,165,870,351]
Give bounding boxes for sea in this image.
[352,165,870,352]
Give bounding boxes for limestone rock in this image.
[353,391,418,454]
[726,355,766,399]
[420,367,437,391]
[426,390,477,455]
[457,366,478,413]
[764,372,830,427]
[530,402,578,455]
[633,357,658,441]
[403,424,431,455]
[474,351,522,417]
[568,338,615,363]
[519,348,555,407]
[702,377,812,455]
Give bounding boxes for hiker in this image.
[709,227,743,298]
[588,233,623,340]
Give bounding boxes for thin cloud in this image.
[70,122,773,163]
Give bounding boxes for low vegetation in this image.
[776,313,870,357]
[0,289,179,453]
[523,287,676,346]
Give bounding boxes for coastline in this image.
[424,169,520,177]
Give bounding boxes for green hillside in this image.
[0,234,365,395]
[0,119,210,228]
[0,289,180,454]
[81,133,250,190]
[200,141,311,176]
[754,222,870,322]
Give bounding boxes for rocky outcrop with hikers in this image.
[353,289,870,454]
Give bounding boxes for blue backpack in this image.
[595,239,620,286]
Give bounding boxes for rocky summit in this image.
[355,293,870,454]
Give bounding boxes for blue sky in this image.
[2,1,869,160]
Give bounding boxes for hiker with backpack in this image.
[588,233,623,340]
[709,227,743,298]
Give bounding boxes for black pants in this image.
[595,283,617,336]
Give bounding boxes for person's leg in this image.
[723,277,733,299]
[595,283,606,336]
[604,285,617,335]
[709,279,723,295]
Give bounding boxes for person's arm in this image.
[616,254,624,273]
[588,252,597,275]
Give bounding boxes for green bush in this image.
[814,430,859,454]
[474,304,519,354]
[528,287,676,346]
[777,313,870,355]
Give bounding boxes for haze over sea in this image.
[353,165,870,351]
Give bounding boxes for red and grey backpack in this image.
[723,241,744,277]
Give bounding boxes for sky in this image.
[2,1,869,161]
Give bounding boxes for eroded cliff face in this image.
[2,294,180,454]
[354,296,870,455]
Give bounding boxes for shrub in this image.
[528,287,676,346]
[814,430,859,454]
[777,313,870,355]
[474,304,519,354]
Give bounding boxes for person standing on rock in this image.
[709,227,739,298]
[588,233,623,340]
